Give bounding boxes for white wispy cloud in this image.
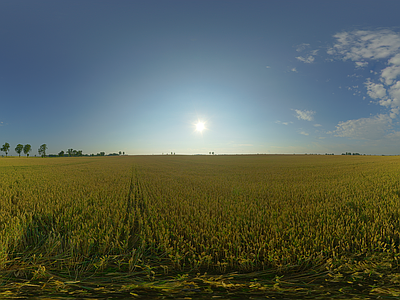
[295,45,318,64]
[300,131,309,136]
[275,121,293,125]
[296,43,310,52]
[291,67,298,72]
[294,109,315,121]
[328,30,400,109]
[296,29,400,143]
[355,61,368,68]
[364,79,387,101]
[296,55,315,63]
[327,29,400,62]
[333,114,392,140]
[386,130,400,140]
[390,107,399,118]
[313,124,322,127]
[388,81,400,108]
[381,53,400,85]
[326,29,400,140]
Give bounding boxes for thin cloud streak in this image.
[294,109,315,121]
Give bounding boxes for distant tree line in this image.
[342,152,362,155]
[0,142,36,157]
[55,150,126,157]
[57,149,83,157]
[1,143,126,157]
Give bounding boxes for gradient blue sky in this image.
[2,0,400,155]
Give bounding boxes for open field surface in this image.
[1,155,400,298]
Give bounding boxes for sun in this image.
[195,121,205,132]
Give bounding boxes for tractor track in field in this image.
[130,166,149,216]
[121,166,147,250]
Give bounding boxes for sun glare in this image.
[195,122,205,132]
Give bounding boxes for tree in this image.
[58,150,64,157]
[38,144,48,157]
[15,144,24,157]
[23,144,32,157]
[67,149,73,157]
[1,142,10,157]
[119,151,122,155]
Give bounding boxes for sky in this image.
[2,1,400,155]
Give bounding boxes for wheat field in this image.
[1,155,400,297]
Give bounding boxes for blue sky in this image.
[2,1,400,155]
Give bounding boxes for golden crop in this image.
[1,155,400,279]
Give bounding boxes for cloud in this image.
[296,43,310,52]
[389,53,400,65]
[297,29,400,144]
[355,61,368,68]
[311,49,319,56]
[296,55,315,63]
[294,109,315,121]
[328,29,400,120]
[275,121,293,125]
[291,67,298,72]
[388,81,400,107]
[364,79,387,101]
[266,66,271,68]
[381,54,400,85]
[362,77,400,109]
[313,124,322,127]
[300,131,309,136]
[390,107,399,118]
[333,114,392,140]
[295,44,318,63]
[327,29,400,62]
[386,130,400,140]
[381,65,400,86]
